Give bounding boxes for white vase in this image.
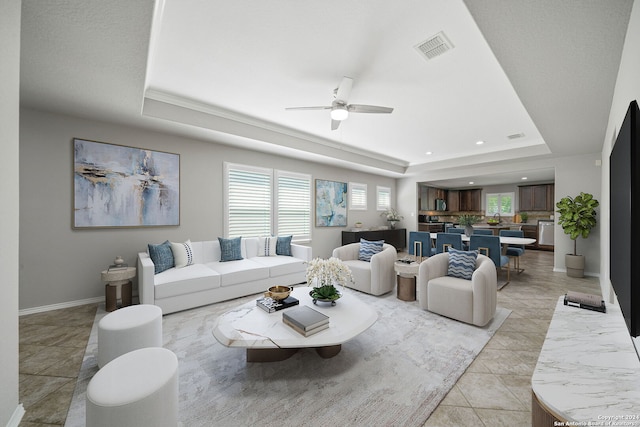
[389,221,398,229]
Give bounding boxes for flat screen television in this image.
[610,99,640,337]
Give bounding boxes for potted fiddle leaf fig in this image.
[556,192,599,277]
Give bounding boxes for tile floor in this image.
[17,249,600,426]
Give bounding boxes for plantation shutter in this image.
[275,170,311,240]
[377,186,391,211]
[225,163,272,238]
[350,183,367,210]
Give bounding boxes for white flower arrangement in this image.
[380,208,403,222]
[306,257,354,289]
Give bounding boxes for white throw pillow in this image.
[170,240,194,268]
[258,236,277,257]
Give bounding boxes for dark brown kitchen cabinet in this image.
[459,189,481,211]
[447,190,459,212]
[519,184,554,211]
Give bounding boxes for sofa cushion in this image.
[447,248,478,280]
[170,240,194,268]
[206,259,269,286]
[358,239,384,262]
[154,264,221,299]
[219,237,243,262]
[258,236,277,257]
[428,275,474,324]
[250,255,306,277]
[148,241,174,274]
[276,235,293,256]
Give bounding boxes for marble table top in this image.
[212,286,378,349]
[532,296,640,422]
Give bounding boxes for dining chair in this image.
[472,229,494,235]
[445,227,468,249]
[408,231,432,259]
[499,229,525,274]
[430,233,463,255]
[469,235,510,288]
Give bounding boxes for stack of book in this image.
[107,263,129,271]
[564,291,606,313]
[256,296,299,313]
[282,305,329,337]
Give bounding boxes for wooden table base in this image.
[246,344,342,362]
[397,276,416,301]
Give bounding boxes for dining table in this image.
[427,233,537,254]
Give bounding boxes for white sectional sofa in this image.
[138,238,312,314]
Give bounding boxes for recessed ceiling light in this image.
[469,181,474,185]
[521,177,528,180]
[425,151,432,155]
[476,140,485,145]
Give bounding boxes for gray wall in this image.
[1,0,21,423]
[601,0,640,301]
[19,108,397,311]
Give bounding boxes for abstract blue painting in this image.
[315,179,347,227]
[73,139,180,228]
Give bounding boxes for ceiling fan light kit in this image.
[330,106,349,121]
[286,76,393,130]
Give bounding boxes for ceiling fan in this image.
[285,76,394,130]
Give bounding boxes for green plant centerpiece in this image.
[458,214,481,236]
[306,257,354,306]
[556,192,599,277]
[520,212,529,223]
[380,208,403,229]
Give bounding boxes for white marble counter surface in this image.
[532,296,640,424]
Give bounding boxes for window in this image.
[275,170,311,241]
[486,192,514,216]
[377,186,391,211]
[349,182,367,210]
[225,163,311,240]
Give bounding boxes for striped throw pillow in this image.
[447,248,478,280]
[170,240,194,268]
[258,236,277,256]
[358,238,384,262]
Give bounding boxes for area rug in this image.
[65,290,510,427]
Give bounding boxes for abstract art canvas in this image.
[315,179,347,227]
[73,138,180,228]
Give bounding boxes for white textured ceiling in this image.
[19,0,634,185]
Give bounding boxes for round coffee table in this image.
[212,286,377,362]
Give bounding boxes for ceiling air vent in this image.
[414,31,454,61]
[507,133,526,140]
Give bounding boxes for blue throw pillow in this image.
[219,236,243,262]
[148,240,174,274]
[358,238,384,262]
[447,248,478,280]
[276,235,293,256]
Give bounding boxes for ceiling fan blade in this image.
[285,106,332,111]
[331,119,341,130]
[348,104,394,114]
[335,77,353,103]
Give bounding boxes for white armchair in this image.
[331,243,397,296]
[417,253,497,327]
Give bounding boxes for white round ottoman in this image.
[98,304,163,368]
[86,347,179,427]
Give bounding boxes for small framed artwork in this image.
[315,179,347,227]
[73,138,180,228]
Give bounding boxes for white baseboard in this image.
[552,267,600,278]
[6,404,25,427]
[19,296,103,316]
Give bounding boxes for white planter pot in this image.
[565,254,585,278]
